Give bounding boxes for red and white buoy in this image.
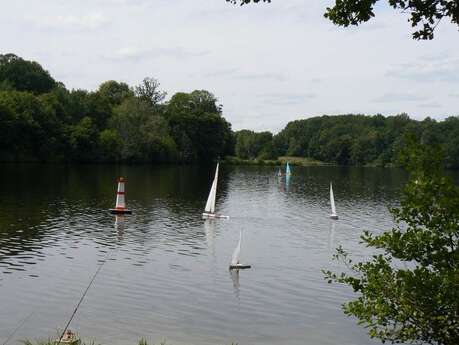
[109,177,132,214]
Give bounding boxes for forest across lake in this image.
[1,53,458,168]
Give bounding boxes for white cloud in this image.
[236,72,288,82]
[28,13,109,30]
[386,57,459,83]
[202,68,239,78]
[109,47,209,62]
[260,93,316,106]
[373,93,426,103]
[419,102,442,108]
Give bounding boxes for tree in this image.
[0,97,18,160]
[325,0,459,40]
[226,0,459,40]
[98,129,123,162]
[235,130,274,159]
[166,90,222,117]
[0,54,56,94]
[58,89,112,129]
[67,116,98,161]
[441,117,459,168]
[134,77,167,109]
[324,137,459,345]
[166,90,231,162]
[110,97,176,162]
[97,80,133,106]
[0,90,64,161]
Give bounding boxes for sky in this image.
[1,0,458,132]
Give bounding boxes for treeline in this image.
[0,54,233,163]
[234,114,459,168]
[2,54,458,167]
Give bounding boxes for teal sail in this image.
[286,162,292,176]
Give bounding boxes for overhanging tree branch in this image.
[226,0,459,40]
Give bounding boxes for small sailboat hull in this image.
[230,230,250,270]
[109,208,132,215]
[330,214,339,220]
[202,212,229,219]
[229,264,251,270]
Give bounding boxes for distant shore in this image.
[0,156,396,168]
[222,155,395,168]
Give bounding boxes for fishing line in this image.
[57,246,117,345]
[2,312,35,345]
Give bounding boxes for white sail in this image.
[330,182,337,216]
[231,230,242,266]
[204,163,219,213]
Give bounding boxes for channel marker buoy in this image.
[109,177,132,214]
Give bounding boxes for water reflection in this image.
[114,215,125,241]
[285,174,291,192]
[278,175,291,193]
[203,220,216,256]
[328,221,336,254]
[230,269,240,299]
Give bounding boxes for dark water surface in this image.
[0,164,408,345]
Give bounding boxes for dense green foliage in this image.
[233,114,459,168]
[234,130,273,160]
[166,90,234,162]
[227,0,459,40]
[0,54,232,163]
[0,54,56,94]
[324,138,459,344]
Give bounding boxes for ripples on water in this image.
[0,164,407,345]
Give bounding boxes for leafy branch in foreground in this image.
[226,0,459,40]
[324,136,459,345]
[324,0,459,40]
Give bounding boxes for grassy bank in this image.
[277,156,331,166]
[223,155,331,167]
[222,155,399,168]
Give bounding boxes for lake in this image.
[0,163,408,345]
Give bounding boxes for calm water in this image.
[0,164,408,345]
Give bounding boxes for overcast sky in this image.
[1,0,458,132]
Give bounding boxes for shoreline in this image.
[0,157,395,168]
[222,156,396,168]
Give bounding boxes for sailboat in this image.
[286,162,292,176]
[329,182,339,219]
[202,163,229,219]
[277,168,282,177]
[229,230,251,270]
